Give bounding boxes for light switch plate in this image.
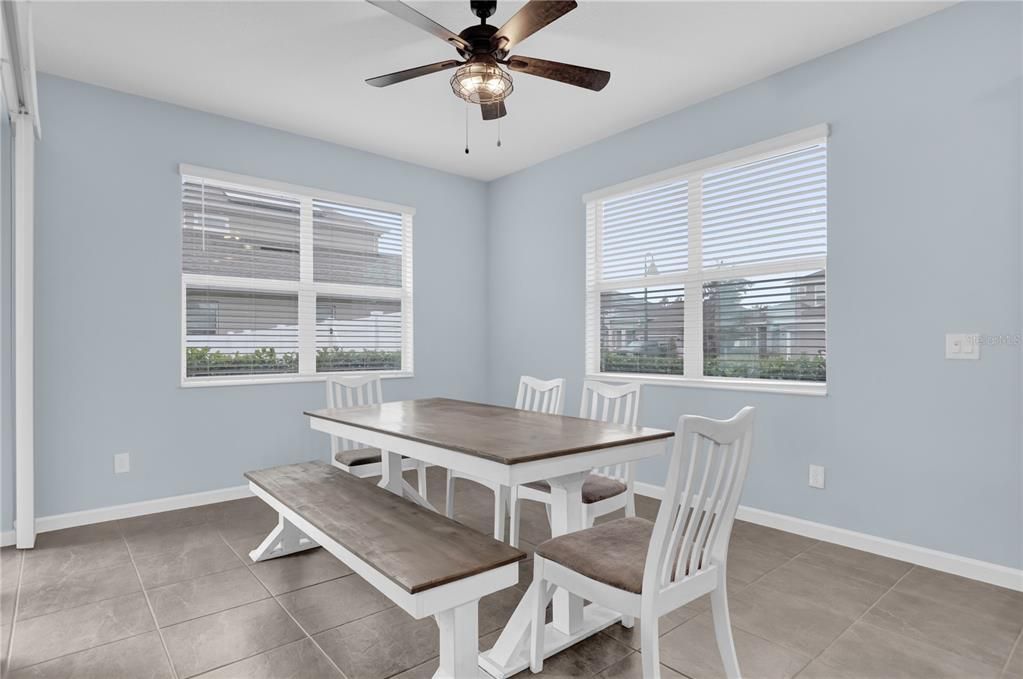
[946,333,980,360]
[114,453,130,474]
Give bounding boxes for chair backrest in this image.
[515,376,565,415]
[643,407,755,593]
[326,375,383,455]
[579,380,642,481]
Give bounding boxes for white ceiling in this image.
[33,1,947,181]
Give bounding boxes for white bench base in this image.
[249,514,318,562]
[246,481,519,679]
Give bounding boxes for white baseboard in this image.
[634,481,1023,592]
[6,480,1020,593]
[1,484,252,547]
[0,464,437,546]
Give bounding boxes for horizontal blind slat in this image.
[702,144,826,269]
[600,180,688,281]
[313,198,404,288]
[185,287,300,377]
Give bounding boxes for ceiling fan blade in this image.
[366,0,472,51]
[366,60,462,87]
[480,100,507,120]
[491,0,577,55]
[506,55,610,91]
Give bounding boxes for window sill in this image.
[586,372,827,396]
[181,371,414,388]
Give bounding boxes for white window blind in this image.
[585,126,828,392]
[181,166,413,385]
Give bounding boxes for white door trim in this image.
[12,111,34,548]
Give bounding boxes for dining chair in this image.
[445,376,565,541]
[326,374,428,498]
[509,380,641,548]
[529,406,756,679]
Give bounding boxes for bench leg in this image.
[434,601,479,679]
[248,514,316,562]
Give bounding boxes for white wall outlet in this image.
[808,464,825,489]
[945,333,980,360]
[114,453,130,474]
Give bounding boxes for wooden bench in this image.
[245,461,526,679]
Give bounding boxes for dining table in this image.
[306,396,673,679]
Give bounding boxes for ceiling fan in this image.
[364,0,610,121]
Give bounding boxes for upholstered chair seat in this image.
[524,473,628,505]
[535,517,653,593]
[333,447,383,467]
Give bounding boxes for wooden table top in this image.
[246,462,525,594]
[306,397,673,465]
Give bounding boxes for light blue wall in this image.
[486,2,1022,568]
[9,74,489,528]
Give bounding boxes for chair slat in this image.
[578,380,642,480]
[652,407,755,586]
[516,376,565,415]
[326,375,384,454]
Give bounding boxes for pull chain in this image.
[497,117,502,148]
[464,101,470,154]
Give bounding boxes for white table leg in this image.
[379,450,438,512]
[493,484,510,542]
[434,601,480,679]
[401,479,438,512]
[545,474,586,634]
[479,471,621,678]
[378,450,404,495]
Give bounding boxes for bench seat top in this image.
[245,462,525,594]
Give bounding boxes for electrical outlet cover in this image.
[808,464,825,489]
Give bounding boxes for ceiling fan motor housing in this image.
[470,0,497,20]
[456,23,500,59]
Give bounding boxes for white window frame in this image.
[179,164,414,387]
[584,125,829,396]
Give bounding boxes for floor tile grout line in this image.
[152,590,276,632]
[224,529,351,679]
[1001,626,1023,677]
[183,637,329,679]
[639,559,815,677]
[4,628,165,674]
[666,540,866,679]
[130,527,306,679]
[804,564,918,672]
[586,633,641,677]
[13,574,149,624]
[735,540,817,591]
[124,533,181,679]
[3,549,25,674]
[846,564,1021,673]
[654,535,829,678]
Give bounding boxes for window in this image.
[181,166,413,385]
[585,125,828,393]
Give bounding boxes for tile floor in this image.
[0,468,1020,679]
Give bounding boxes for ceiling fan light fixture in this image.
[450,61,514,104]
